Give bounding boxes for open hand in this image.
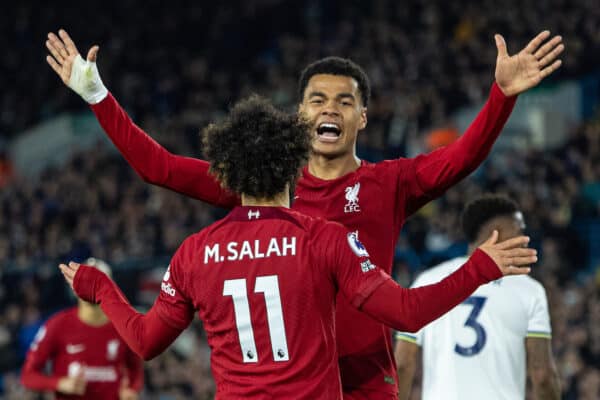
[478,230,537,276]
[59,261,81,291]
[46,29,99,86]
[494,30,564,96]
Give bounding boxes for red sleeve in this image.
[73,265,186,361]
[404,83,517,214]
[360,250,501,332]
[317,224,389,307]
[90,93,239,207]
[20,322,61,391]
[123,348,144,392]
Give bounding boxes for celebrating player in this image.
[59,96,536,399]
[394,195,560,400]
[21,258,143,400]
[46,28,563,398]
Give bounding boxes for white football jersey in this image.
[396,256,552,400]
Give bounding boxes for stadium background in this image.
[0,1,598,398]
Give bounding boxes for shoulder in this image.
[352,158,410,177]
[45,307,78,327]
[506,275,548,295]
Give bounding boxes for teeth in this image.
[319,123,340,129]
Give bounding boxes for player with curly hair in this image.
[58,95,536,398]
[47,25,565,397]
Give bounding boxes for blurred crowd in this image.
[0,0,599,399]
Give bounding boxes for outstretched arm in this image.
[59,262,185,361]
[405,31,564,212]
[45,29,239,207]
[339,231,536,332]
[364,233,536,332]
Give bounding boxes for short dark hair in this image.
[202,95,311,198]
[298,56,371,107]
[461,195,520,242]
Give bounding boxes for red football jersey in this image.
[21,307,143,400]
[91,82,515,397]
[153,206,389,399]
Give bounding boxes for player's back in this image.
[399,257,551,400]
[180,206,347,399]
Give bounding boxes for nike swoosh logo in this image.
[66,344,85,354]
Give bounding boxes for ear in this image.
[359,107,367,130]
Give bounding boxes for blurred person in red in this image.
[57,96,537,399]
[21,258,143,399]
[47,28,561,399]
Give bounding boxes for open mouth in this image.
[316,123,342,142]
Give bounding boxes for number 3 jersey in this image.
[395,256,552,400]
[153,206,390,399]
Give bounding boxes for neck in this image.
[242,191,290,208]
[78,302,109,326]
[467,245,476,256]
[308,152,361,180]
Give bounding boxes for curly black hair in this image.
[298,56,371,107]
[462,195,520,242]
[202,95,312,199]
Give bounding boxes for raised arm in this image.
[45,29,239,207]
[406,31,563,212]
[59,262,186,361]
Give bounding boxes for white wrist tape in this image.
[68,54,108,104]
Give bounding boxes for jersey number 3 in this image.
[223,276,289,363]
[454,296,487,357]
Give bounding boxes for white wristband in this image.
[68,54,108,105]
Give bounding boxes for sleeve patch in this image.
[347,231,370,258]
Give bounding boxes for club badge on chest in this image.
[344,182,361,213]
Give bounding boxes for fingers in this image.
[69,261,81,270]
[483,230,499,246]
[502,254,538,266]
[537,43,564,68]
[58,29,80,56]
[539,59,563,79]
[533,35,563,60]
[524,30,551,54]
[58,263,75,284]
[45,39,66,65]
[46,55,63,77]
[503,266,531,276]
[494,235,530,250]
[502,247,537,258]
[47,33,70,60]
[495,34,508,58]
[86,45,99,62]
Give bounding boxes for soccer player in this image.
[58,96,537,399]
[394,195,561,400]
[21,258,143,400]
[46,28,563,398]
